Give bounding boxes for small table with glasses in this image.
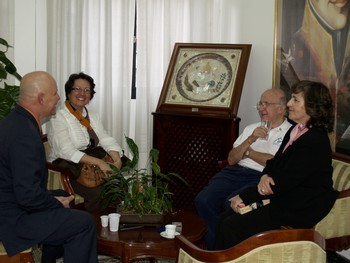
[93,209,206,263]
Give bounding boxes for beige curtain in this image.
[135,0,242,166]
[46,0,135,151]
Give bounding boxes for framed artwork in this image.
[156,43,251,117]
[273,0,350,156]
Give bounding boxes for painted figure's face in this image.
[311,0,350,30]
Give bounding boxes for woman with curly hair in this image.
[47,72,123,212]
[214,80,339,250]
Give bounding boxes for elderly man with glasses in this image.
[195,88,292,250]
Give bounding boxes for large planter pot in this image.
[120,213,165,226]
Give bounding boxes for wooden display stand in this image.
[153,43,251,209]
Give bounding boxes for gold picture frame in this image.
[272,0,304,91]
[156,43,251,117]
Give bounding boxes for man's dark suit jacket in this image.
[0,106,70,255]
[240,125,339,228]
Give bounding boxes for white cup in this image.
[172,221,182,234]
[261,120,272,140]
[165,224,177,238]
[108,213,121,232]
[100,215,109,228]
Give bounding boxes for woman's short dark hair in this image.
[64,72,96,100]
[291,80,334,132]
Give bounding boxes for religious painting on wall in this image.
[273,0,350,155]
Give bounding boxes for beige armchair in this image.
[314,152,350,251]
[43,135,84,206]
[175,229,326,263]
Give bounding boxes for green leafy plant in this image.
[100,136,188,215]
[0,37,22,120]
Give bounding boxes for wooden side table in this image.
[95,210,206,262]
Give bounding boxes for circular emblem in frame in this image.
[175,53,233,103]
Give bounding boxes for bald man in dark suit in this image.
[0,71,98,263]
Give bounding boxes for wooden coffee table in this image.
[93,209,206,262]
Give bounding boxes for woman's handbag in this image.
[52,146,114,188]
[77,156,113,188]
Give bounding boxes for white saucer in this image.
[160,231,180,239]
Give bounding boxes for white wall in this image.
[234,0,276,129]
[1,0,46,84]
[4,1,350,259]
[14,0,47,71]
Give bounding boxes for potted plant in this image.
[100,136,188,224]
[0,37,22,120]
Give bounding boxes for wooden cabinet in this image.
[152,44,250,209]
[152,112,240,209]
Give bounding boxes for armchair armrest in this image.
[175,229,326,263]
[47,162,75,196]
[43,134,84,205]
[314,188,350,251]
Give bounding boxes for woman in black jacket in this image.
[214,80,339,250]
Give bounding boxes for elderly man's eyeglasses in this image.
[71,87,92,94]
[256,101,281,109]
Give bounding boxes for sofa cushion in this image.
[331,159,350,191]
